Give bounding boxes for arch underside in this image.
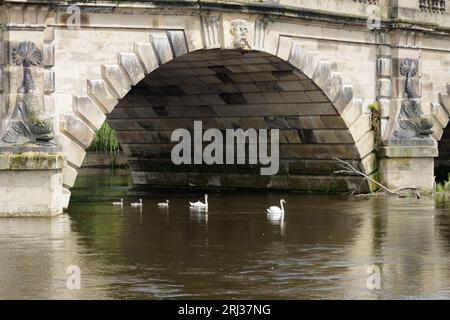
[105,49,371,193]
[433,84,450,182]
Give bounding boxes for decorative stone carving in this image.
[1,41,55,147]
[420,0,446,14]
[393,58,433,140]
[229,19,251,50]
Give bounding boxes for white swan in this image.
[267,199,286,220]
[113,199,123,206]
[131,199,143,207]
[158,200,169,208]
[189,194,208,209]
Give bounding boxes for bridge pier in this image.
[379,145,438,191]
[375,30,439,191]
[0,153,67,217]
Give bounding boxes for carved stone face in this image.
[230,19,250,49]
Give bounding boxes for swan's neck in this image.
[280,200,284,213]
[205,196,208,206]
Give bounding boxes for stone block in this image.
[0,169,64,216]
[377,79,392,98]
[349,114,371,142]
[311,129,353,144]
[280,91,310,103]
[60,113,95,149]
[439,92,450,115]
[320,115,347,129]
[312,60,332,89]
[62,165,78,188]
[287,41,305,68]
[378,98,391,118]
[360,152,378,175]
[262,92,285,103]
[55,134,86,167]
[379,157,435,191]
[167,30,188,57]
[61,188,71,209]
[0,66,5,93]
[431,102,449,129]
[150,33,173,64]
[44,70,55,93]
[323,73,343,102]
[377,57,391,77]
[278,81,305,91]
[301,51,320,79]
[432,119,444,141]
[87,79,118,113]
[0,41,7,65]
[101,64,131,98]
[306,90,328,102]
[43,44,55,67]
[133,42,158,74]
[355,130,375,159]
[333,84,353,113]
[0,153,66,217]
[73,96,106,130]
[380,145,438,158]
[0,153,66,170]
[277,36,292,61]
[118,53,145,86]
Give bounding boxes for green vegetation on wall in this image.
[369,101,381,150]
[88,122,120,154]
[435,173,450,193]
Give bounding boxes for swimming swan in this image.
[113,199,123,206]
[267,199,286,220]
[131,199,143,207]
[189,194,208,209]
[158,200,170,208]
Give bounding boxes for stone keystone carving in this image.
[1,41,55,146]
[393,58,433,140]
[230,19,251,50]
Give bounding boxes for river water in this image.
[1,168,450,299]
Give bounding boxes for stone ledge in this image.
[0,152,66,170]
[380,146,438,158]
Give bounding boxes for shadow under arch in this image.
[60,40,376,206]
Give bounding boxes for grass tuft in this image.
[88,122,120,154]
[435,173,450,193]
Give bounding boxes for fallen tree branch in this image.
[333,157,399,196]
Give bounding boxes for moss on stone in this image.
[1,152,65,170]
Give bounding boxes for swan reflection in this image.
[267,216,286,236]
[189,207,208,224]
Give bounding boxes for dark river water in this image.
[1,168,450,299]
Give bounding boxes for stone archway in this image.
[53,22,376,208]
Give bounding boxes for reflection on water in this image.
[1,168,450,299]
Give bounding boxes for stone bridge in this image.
[1,0,450,216]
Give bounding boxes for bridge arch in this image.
[53,19,376,207]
